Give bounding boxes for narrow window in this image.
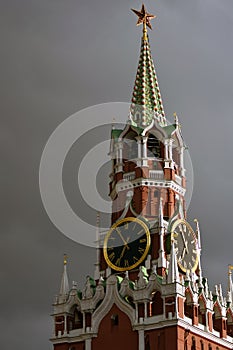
[191,336,196,350]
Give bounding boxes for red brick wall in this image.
[177,325,231,350]
[146,326,178,350]
[54,342,84,350]
[92,304,137,350]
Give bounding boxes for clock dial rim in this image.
[171,219,199,273]
[103,217,151,272]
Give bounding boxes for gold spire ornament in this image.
[63,254,68,265]
[131,4,156,40]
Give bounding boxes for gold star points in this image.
[131,4,156,30]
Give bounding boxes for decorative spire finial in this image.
[194,219,201,249]
[167,240,180,284]
[130,5,166,127]
[63,253,67,266]
[158,197,166,270]
[227,265,233,304]
[58,254,70,302]
[131,4,156,40]
[94,211,101,280]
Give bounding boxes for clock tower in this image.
[50,5,233,350]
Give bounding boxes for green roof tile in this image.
[130,34,167,128]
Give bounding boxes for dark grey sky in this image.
[1,1,233,349]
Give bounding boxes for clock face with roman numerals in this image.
[103,217,151,272]
[171,219,199,273]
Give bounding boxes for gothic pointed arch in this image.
[184,287,194,320]
[148,290,164,317]
[92,275,135,334]
[226,308,233,337]
[68,304,83,331]
[212,301,222,333]
[198,294,207,326]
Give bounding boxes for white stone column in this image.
[141,136,148,167]
[135,136,142,167]
[135,303,138,322]
[116,142,123,172]
[118,141,123,162]
[180,146,186,177]
[115,144,119,163]
[164,139,169,160]
[144,302,147,319]
[138,329,145,350]
[53,316,56,337]
[205,310,209,331]
[168,139,174,161]
[82,312,86,333]
[85,338,92,350]
[64,315,67,335]
[142,136,147,158]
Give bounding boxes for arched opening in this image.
[226,310,233,337]
[69,305,83,331]
[145,334,150,350]
[198,297,206,326]
[212,303,222,333]
[147,133,162,159]
[123,131,138,166]
[191,336,196,350]
[74,308,83,329]
[148,291,163,317]
[184,290,193,320]
[200,340,204,350]
[172,148,180,171]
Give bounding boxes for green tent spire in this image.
[130,5,166,128]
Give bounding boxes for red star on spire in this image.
[131,3,156,30]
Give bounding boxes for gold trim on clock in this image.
[103,217,151,272]
[171,219,199,273]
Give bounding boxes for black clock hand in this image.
[182,247,186,259]
[116,228,130,249]
[119,237,130,262]
[180,226,189,253]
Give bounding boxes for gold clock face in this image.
[171,219,199,273]
[103,217,151,272]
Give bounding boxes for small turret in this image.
[157,197,167,273]
[58,254,70,304]
[194,219,203,288]
[94,212,100,281]
[227,265,233,305]
[167,240,179,284]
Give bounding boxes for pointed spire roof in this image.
[94,211,100,280]
[194,219,201,249]
[194,219,203,288]
[130,5,166,128]
[158,197,164,228]
[167,240,180,284]
[227,265,233,303]
[158,198,166,269]
[59,254,70,299]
